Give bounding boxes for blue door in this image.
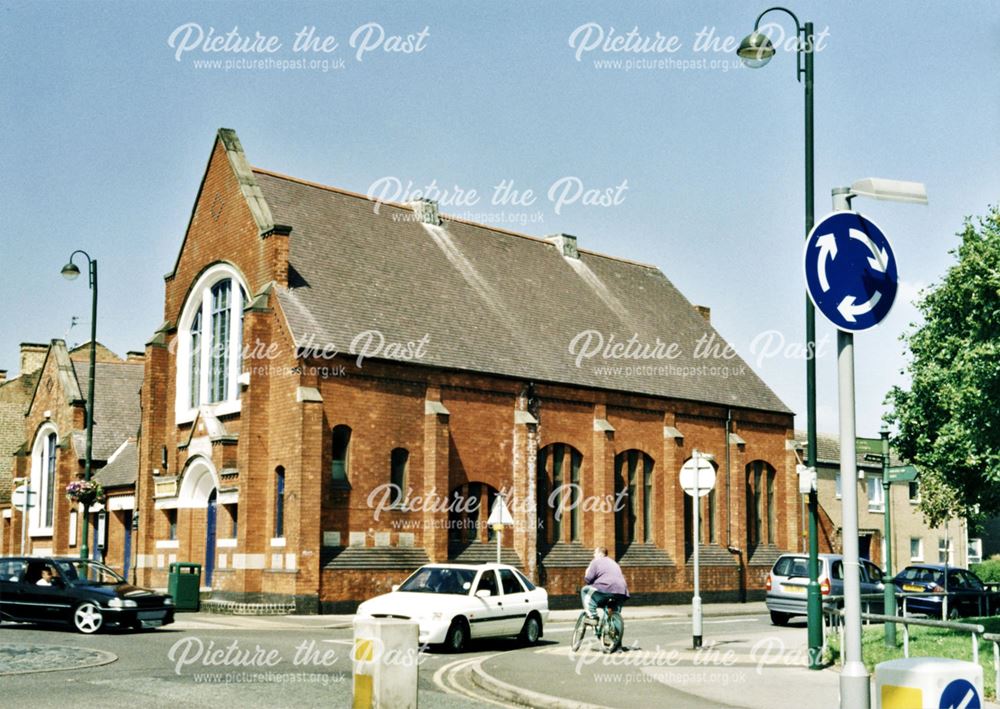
[205,490,217,586]
[122,511,133,580]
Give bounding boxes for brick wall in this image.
[133,131,799,613]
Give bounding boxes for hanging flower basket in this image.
[65,480,105,506]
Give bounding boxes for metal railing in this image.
[823,605,985,665]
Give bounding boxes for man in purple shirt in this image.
[581,547,629,618]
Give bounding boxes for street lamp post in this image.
[61,251,98,561]
[737,7,822,670]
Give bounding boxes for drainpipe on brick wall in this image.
[725,409,732,544]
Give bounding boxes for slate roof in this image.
[71,361,143,461]
[94,439,137,488]
[254,170,792,414]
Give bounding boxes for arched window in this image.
[615,450,655,549]
[332,425,351,484]
[390,448,408,506]
[175,264,247,418]
[537,443,583,545]
[447,482,500,547]
[274,466,285,538]
[44,432,57,528]
[683,456,718,555]
[30,425,58,533]
[746,460,777,548]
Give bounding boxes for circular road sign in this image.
[803,210,898,332]
[680,457,716,497]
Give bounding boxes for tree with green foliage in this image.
[886,206,1000,527]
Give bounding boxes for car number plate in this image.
[902,584,923,592]
[781,584,806,593]
[140,619,164,628]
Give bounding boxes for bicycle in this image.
[571,599,625,653]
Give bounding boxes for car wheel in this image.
[520,614,542,645]
[948,607,960,621]
[444,618,468,653]
[73,602,104,634]
[770,611,790,626]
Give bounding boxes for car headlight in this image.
[163,596,174,606]
[107,598,138,609]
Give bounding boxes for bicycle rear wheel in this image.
[602,611,624,653]
[571,612,588,651]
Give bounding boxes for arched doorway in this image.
[178,456,221,587]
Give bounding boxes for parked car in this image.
[0,556,174,634]
[355,563,548,652]
[765,553,885,625]
[891,564,1000,619]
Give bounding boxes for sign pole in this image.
[881,426,897,646]
[692,449,702,649]
[831,189,870,709]
[20,481,30,556]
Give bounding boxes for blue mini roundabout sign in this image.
[803,211,899,332]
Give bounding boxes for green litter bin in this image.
[168,562,202,611]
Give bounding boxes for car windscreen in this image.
[55,559,125,585]
[899,567,943,585]
[397,567,476,594]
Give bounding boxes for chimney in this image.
[408,198,441,226]
[546,233,579,259]
[694,305,711,322]
[262,224,292,288]
[19,342,48,377]
[0,369,7,384]
[126,351,145,364]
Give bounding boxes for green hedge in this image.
[972,558,1000,583]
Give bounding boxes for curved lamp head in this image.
[737,31,775,68]
[60,261,81,280]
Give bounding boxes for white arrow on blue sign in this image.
[803,211,898,332]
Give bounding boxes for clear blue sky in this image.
[2,0,998,437]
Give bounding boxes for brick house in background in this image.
[803,431,970,570]
[0,343,47,542]
[1,339,142,575]
[136,128,798,612]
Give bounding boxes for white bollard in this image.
[875,657,983,709]
[352,617,419,709]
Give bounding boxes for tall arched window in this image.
[683,456,718,555]
[537,443,583,545]
[176,264,247,418]
[30,425,58,533]
[746,460,777,548]
[448,482,500,547]
[44,432,57,528]
[615,450,655,549]
[332,425,352,484]
[390,448,409,506]
[274,466,285,538]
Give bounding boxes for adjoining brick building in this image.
[0,340,142,575]
[0,343,47,542]
[136,128,798,612]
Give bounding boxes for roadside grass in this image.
[826,617,1000,699]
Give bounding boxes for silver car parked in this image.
[765,553,885,625]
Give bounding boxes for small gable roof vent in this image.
[408,198,441,226]
[546,233,579,259]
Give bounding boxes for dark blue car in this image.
[891,564,1000,619]
[0,556,174,634]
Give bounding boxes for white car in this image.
[355,563,549,651]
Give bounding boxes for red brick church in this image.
[126,129,798,612]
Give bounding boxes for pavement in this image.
[7,602,999,708]
[167,600,769,631]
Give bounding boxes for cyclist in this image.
[581,546,629,619]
